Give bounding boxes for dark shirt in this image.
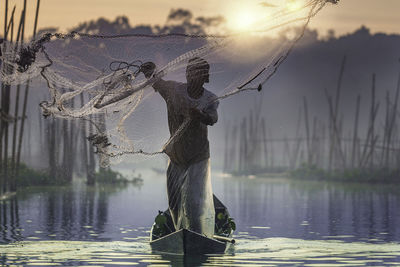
[153,80,219,167]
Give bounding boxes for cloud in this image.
[259,1,277,8]
[196,16,225,27]
[167,9,193,22]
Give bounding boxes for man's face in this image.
[186,66,210,85]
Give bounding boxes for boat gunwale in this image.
[150,228,228,255]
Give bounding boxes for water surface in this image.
[1,170,399,266]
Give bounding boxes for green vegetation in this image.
[215,211,236,237]
[290,163,400,183]
[95,168,143,185]
[8,163,141,189]
[95,168,129,184]
[152,211,174,239]
[16,162,62,186]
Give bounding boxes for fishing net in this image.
[0,0,338,166]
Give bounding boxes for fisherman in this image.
[141,57,218,238]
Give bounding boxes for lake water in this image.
[1,169,400,266]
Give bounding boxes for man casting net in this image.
[0,0,339,237]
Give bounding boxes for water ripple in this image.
[1,237,400,266]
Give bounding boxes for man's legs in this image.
[166,160,185,229]
[181,159,215,237]
[166,159,215,237]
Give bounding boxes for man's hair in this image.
[187,57,210,73]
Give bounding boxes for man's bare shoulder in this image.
[155,79,183,89]
[154,80,185,96]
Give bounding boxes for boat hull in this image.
[150,228,229,255]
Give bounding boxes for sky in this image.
[2,0,400,38]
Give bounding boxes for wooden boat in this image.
[150,195,235,255]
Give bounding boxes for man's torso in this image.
[156,81,217,166]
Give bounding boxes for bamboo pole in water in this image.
[326,92,346,169]
[326,56,346,171]
[269,128,274,168]
[248,110,254,169]
[261,118,268,169]
[0,0,9,194]
[334,56,346,122]
[2,7,16,193]
[311,116,317,166]
[326,90,333,171]
[318,119,324,167]
[303,96,311,165]
[71,101,80,181]
[237,119,243,173]
[380,91,390,168]
[38,106,43,149]
[370,74,376,168]
[16,0,41,179]
[242,117,248,173]
[80,94,88,178]
[338,115,345,167]
[97,113,107,172]
[10,7,26,191]
[87,115,96,184]
[230,124,237,173]
[48,118,57,179]
[360,98,379,169]
[385,70,400,168]
[223,122,229,172]
[292,109,302,169]
[351,95,361,168]
[62,99,69,181]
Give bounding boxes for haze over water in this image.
[1,170,400,266]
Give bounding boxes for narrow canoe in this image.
[150,195,234,255]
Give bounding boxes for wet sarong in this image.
[166,158,215,237]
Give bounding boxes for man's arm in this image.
[141,62,174,99]
[152,79,176,100]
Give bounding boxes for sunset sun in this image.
[286,0,302,11]
[231,10,256,31]
[226,3,267,32]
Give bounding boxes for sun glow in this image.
[226,3,269,33]
[234,11,256,31]
[286,0,303,11]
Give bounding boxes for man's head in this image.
[186,57,210,85]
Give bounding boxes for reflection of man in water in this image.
[141,57,218,238]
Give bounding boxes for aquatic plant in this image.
[290,162,400,183]
[215,211,236,237]
[16,162,59,186]
[94,168,131,184]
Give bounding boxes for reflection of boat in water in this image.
[150,195,235,255]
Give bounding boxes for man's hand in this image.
[140,62,156,78]
[189,107,205,120]
[189,107,215,125]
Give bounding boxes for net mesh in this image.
[0,0,338,166]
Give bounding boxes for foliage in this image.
[215,211,235,237]
[16,162,62,186]
[290,163,400,183]
[151,211,174,240]
[95,168,130,184]
[14,163,137,188]
[290,163,325,181]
